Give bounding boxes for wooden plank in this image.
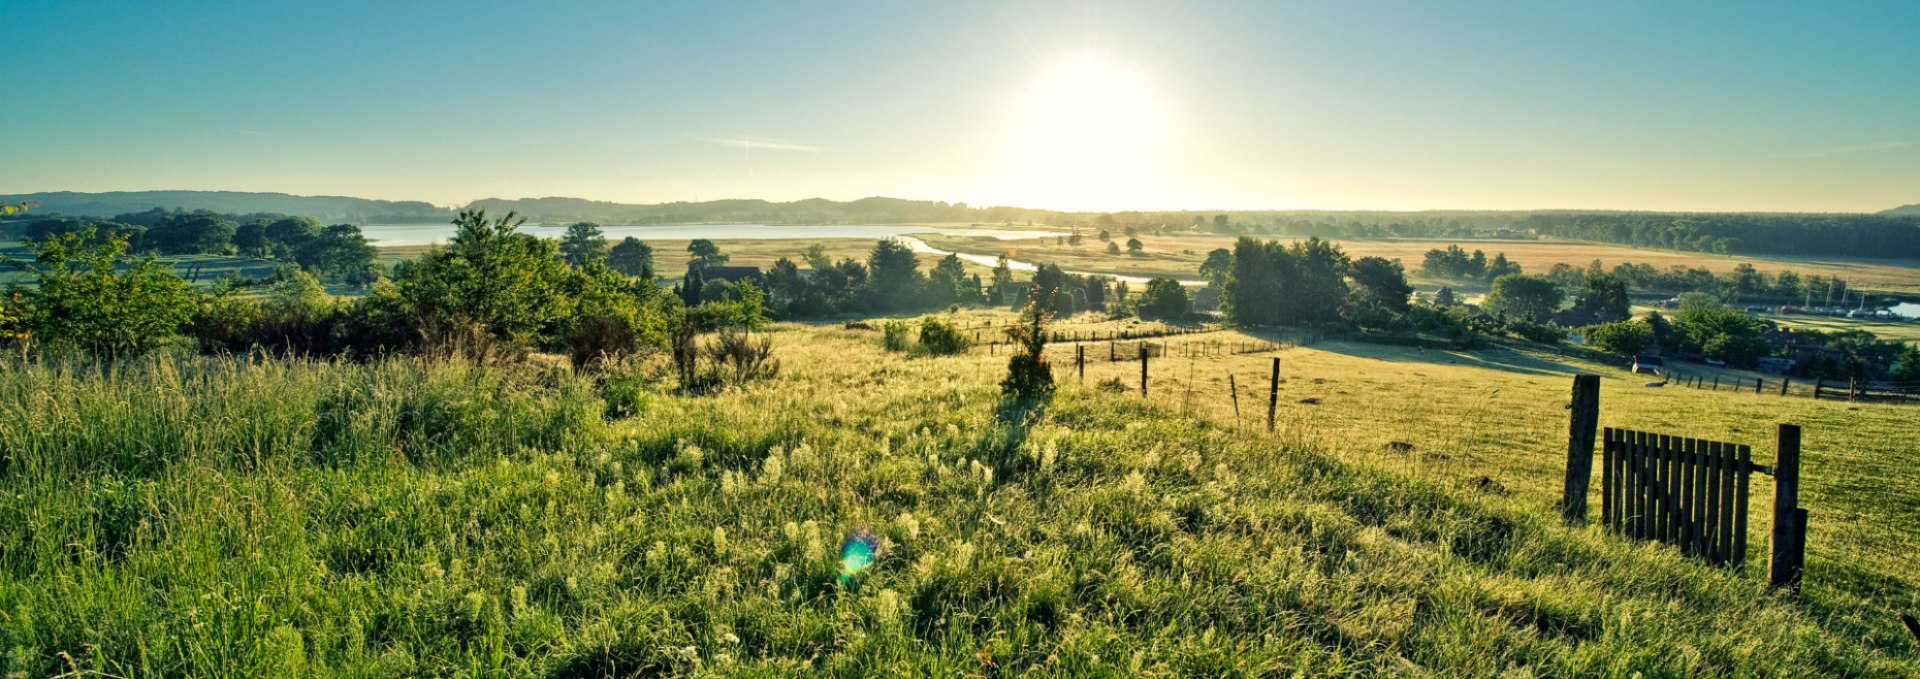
[1601,428,1614,529]
[1717,440,1737,568]
[1678,436,1695,556]
[1655,434,1671,543]
[1734,444,1752,569]
[1623,430,1639,537]
[1633,431,1650,540]
[1690,436,1708,557]
[1703,439,1723,564]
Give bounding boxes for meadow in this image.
[913,232,1920,295]
[3,311,1916,677]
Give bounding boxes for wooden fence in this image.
[1661,370,1920,405]
[1563,375,1808,588]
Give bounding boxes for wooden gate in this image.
[1600,429,1766,566]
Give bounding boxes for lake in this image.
[362,223,1193,284]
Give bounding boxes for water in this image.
[361,222,1195,284]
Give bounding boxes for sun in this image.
[997,54,1176,212]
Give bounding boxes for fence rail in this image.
[1663,370,1920,405]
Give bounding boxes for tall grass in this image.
[0,325,1912,676]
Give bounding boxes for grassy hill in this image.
[1,313,1915,675]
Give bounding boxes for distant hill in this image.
[462,195,991,225]
[1882,203,1920,216]
[7,191,451,223]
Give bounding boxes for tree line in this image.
[17,208,379,283]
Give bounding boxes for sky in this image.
[4,0,1918,213]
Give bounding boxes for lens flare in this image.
[838,526,880,586]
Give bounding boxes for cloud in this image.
[1782,140,1915,159]
[693,134,827,152]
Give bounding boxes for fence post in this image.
[1712,375,1719,390]
[1769,423,1805,590]
[1228,374,1241,425]
[1755,378,1762,395]
[1561,374,1602,524]
[1781,377,1790,396]
[1266,357,1280,432]
[1077,345,1085,381]
[1140,344,1149,397]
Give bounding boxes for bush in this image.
[882,320,912,352]
[1001,300,1055,400]
[704,327,779,383]
[1503,319,1566,344]
[916,317,970,356]
[1136,278,1190,321]
[6,229,196,356]
[1584,319,1654,356]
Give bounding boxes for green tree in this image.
[927,253,975,305]
[1000,297,1055,400]
[4,229,196,355]
[1137,278,1190,320]
[608,236,654,277]
[1345,256,1412,314]
[687,238,729,268]
[865,238,922,311]
[1574,272,1631,319]
[1584,319,1655,356]
[297,224,377,284]
[1126,237,1144,254]
[1199,248,1233,287]
[1106,242,1121,255]
[801,243,832,271]
[1483,274,1564,323]
[145,210,237,254]
[394,209,575,345]
[234,221,271,258]
[559,221,608,268]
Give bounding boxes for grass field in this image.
[3,311,1916,676]
[913,232,1920,295]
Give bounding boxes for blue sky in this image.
[3,1,1917,212]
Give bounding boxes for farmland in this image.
[3,312,1916,676]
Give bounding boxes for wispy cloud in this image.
[1780,140,1916,159]
[692,134,827,152]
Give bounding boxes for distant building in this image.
[1632,355,1665,375]
[695,265,765,285]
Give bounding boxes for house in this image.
[694,265,766,285]
[1632,354,1665,375]
[1550,308,1622,327]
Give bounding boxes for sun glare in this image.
[999,55,1175,211]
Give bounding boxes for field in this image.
[3,311,1917,676]
[913,232,1920,295]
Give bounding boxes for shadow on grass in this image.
[1300,336,1593,379]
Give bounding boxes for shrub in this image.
[704,327,779,383]
[1584,319,1654,356]
[882,320,912,352]
[1001,299,1055,400]
[5,229,196,356]
[1136,278,1190,321]
[565,314,642,369]
[1504,319,1566,344]
[916,317,970,356]
[1095,377,1129,393]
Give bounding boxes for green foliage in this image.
[1503,319,1567,344]
[702,327,780,384]
[1345,256,1412,315]
[915,317,970,356]
[607,236,654,277]
[865,238,922,312]
[690,279,768,331]
[1584,319,1655,356]
[1136,278,1190,321]
[687,238,728,267]
[882,320,912,352]
[1000,299,1055,400]
[1671,298,1769,367]
[1125,236,1144,253]
[1574,272,1631,319]
[1198,248,1232,286]
[1224,236,1350,326]
[394,209,576,346]
[559,222,608,267]
[1483,274,1564,323]
[4,229,196,356]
